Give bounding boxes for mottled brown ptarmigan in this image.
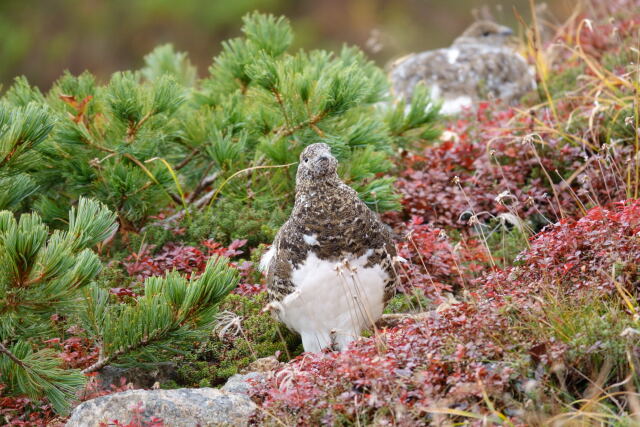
[260,143,399,353]
[390,21,536,114]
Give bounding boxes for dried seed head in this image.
[494,190,513,205]
[213,311,243,340]
[624,116,634,127]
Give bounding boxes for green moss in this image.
[545,63,585,99]
[523,295,639,386]
[384,290,432,314]
[175,292,302,387]
[483,220,530,267]
[201,197,288,247]
[95,260,129,290]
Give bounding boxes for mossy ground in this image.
[172,293,302,388]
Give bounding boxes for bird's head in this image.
[296,143,338,185]
[453,21,514,47]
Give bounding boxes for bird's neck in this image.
[296,174,340,194]
[295,176,342,201]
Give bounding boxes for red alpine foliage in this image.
[553,9,640,61]
[249,199,640,425]
[233,260,267,296]
[394,216,490,300]
[45,336,99,370]
[250,306,521,426]
[123,239,264,296]
[392,102,624,233]
[0,384,57,427]
[481,198,640,301]
[79,376,136,402]
[124,243,208,281]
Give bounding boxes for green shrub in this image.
[0,198,239,414]
[0,12,441,238]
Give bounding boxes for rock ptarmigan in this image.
[390,21,536,115]
[260,143,399,352]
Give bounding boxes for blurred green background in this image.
[0,0,573,90]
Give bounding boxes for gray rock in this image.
[66,388,255,427]
[221,372,265,395]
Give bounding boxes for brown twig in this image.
[0,342,28,369]
[0,145,19,169]
[125,111,153,143]
[187,170,218,203]
[272,88,292,131]
[275,112,327,137]
[175,148,200,171]
[140,176,219,232]
[82,332,162,374]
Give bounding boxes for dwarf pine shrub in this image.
[0,12,441,237]
[0,198,239,414]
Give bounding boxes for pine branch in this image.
[125,110,154,143]
[83,257,237,374]
[141,172,220,231]
[175,148,201,170]
[79,124,116,154]
[275,111,327,137]
[271,88,292,130]
[0,341,27,369]
[120,153,182,205]
[81,330,164,374]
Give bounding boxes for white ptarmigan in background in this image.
[390,21,536,115]
[260,143,399,353]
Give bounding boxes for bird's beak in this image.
[318,153,333,164]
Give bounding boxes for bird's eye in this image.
[482,31,491,37]
[303,157,309,163]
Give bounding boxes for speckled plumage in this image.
[261,143,399,352]
[390,21,536,114]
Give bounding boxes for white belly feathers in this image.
[277,249,387,352]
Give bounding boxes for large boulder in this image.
[66,388,255,427]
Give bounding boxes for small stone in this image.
[66,388,255,427]
[241,355,281,374]
[222,372,265,395]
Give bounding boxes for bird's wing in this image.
[352,196,400,303]
[264,219,303,303]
